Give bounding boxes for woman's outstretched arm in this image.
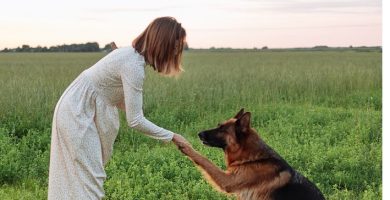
[120,61,174,142]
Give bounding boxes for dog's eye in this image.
[217,123,222,127]
[217,125,228,132]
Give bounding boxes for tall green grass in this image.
[0,50,382,199]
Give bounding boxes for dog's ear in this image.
[235,112,251,133]
[234,108,245,119]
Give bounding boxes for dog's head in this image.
[198,108,257,152]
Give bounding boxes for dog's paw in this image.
[178,143,195,156]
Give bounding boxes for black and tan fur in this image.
[178,109,325,200]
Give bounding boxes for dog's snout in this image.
[198,132,206,139]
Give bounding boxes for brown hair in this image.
[133,16,187,76]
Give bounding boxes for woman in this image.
[48,16,189,199]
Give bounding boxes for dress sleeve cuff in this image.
[162,130,175,143]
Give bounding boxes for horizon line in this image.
[0,43,383,51]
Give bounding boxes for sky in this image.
[0,0,382,49]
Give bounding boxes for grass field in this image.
[0,50,382,199]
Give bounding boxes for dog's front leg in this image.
[179,145,240,193]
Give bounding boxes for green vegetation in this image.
[0,50,382,199]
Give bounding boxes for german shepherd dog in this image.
[178,109,325,200]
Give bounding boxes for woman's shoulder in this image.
[113,47,145,79]
[112,46,145,64]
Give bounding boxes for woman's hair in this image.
[133,16,187,76]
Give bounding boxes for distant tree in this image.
[49,46,57,52]
[313,45,328,49]
[84,42,100,52]
[35,45,43,52]
[102,43,113,52]
[22,44,30,52]
[261,46,268,50]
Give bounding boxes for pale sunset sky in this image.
[0,0,382,49]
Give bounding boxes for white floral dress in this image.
[48,47,174,200]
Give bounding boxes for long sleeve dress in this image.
[48,47,174,200]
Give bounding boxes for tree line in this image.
[1,42,119,53]
[1,42,380,53]
[1,42,190,53]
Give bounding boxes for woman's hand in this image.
[172,134,193,155]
